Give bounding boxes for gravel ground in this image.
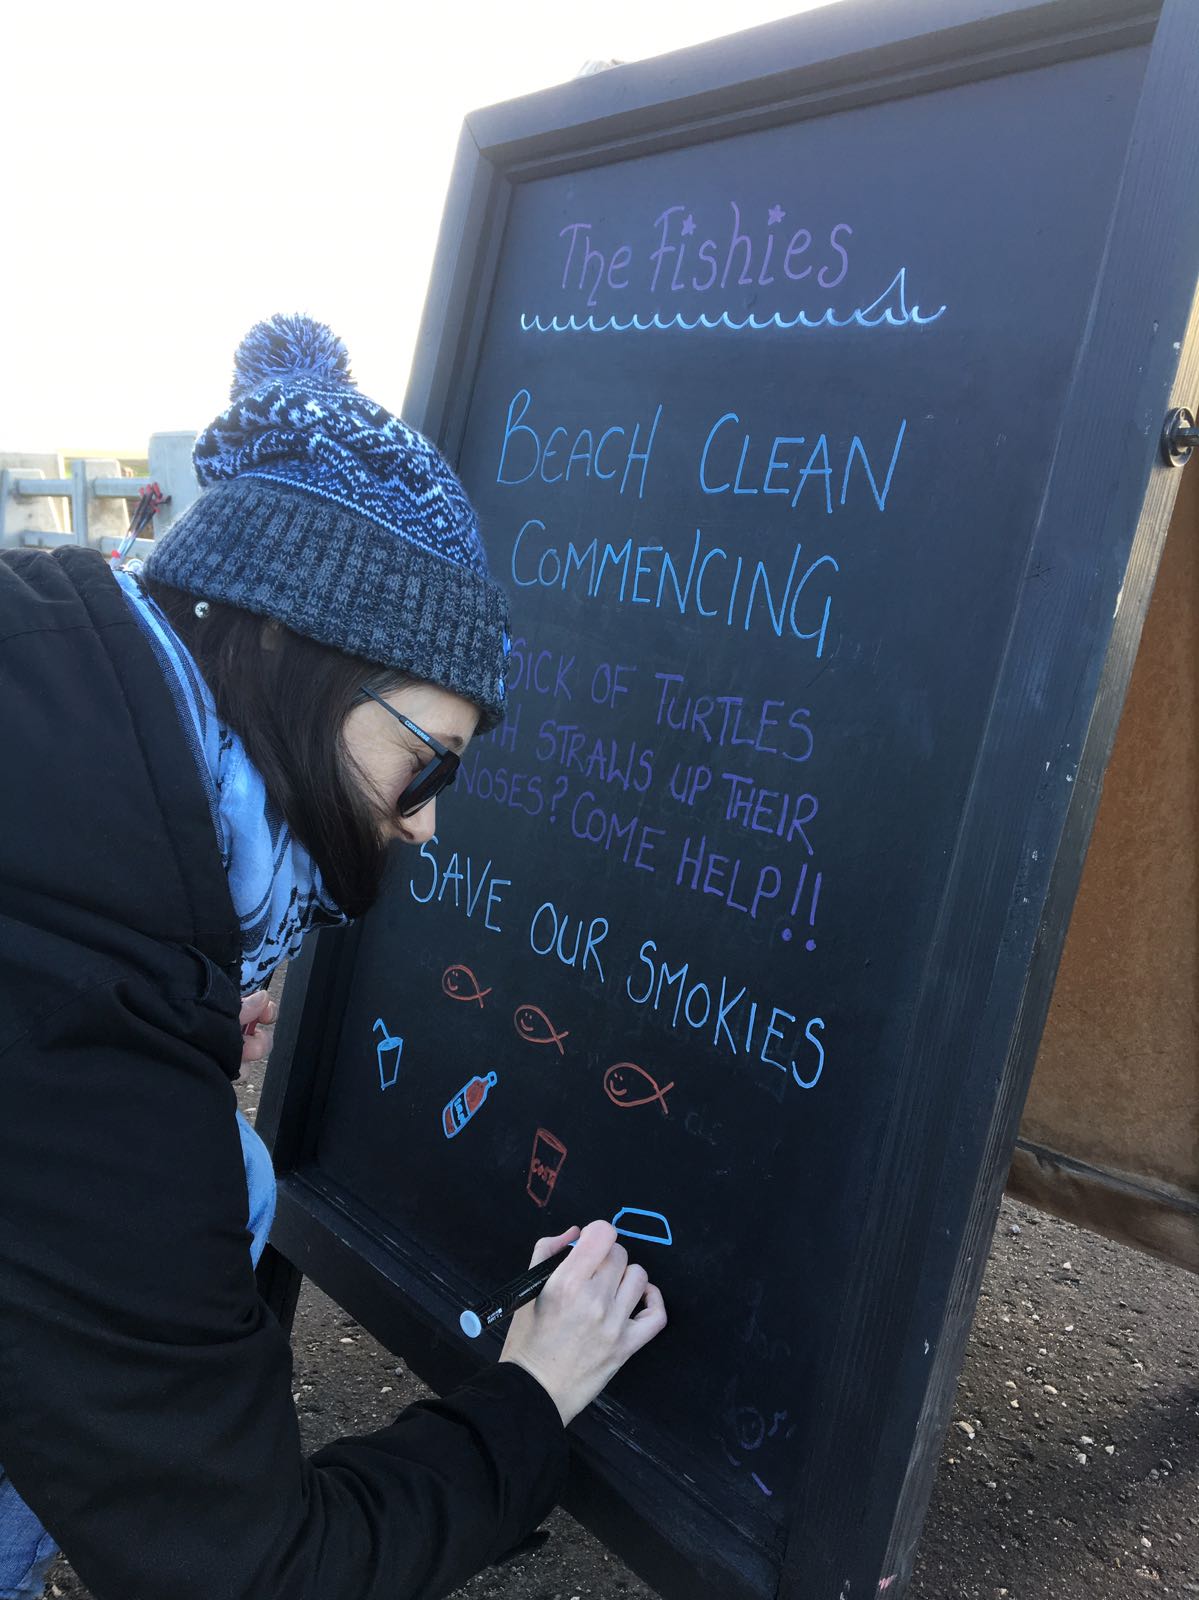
[44,1001,1198,1600]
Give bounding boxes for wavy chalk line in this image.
[520,269,946,336]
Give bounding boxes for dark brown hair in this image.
[143,577,408,918]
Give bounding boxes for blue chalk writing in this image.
[570,790,664,871]
[409,837,510,932]
[529,899,609,982]
[699,412,907,510]
[654,675,814,764]
[535,720,654,793]
[668,761,713,808]
[676,834,785,921]
[455,755,546,818]
[789,863,824,951]
[511,521,836,654]
[476,699,521,753]
[496,388,661,499]
[624,937,827,1089]
[588,660,637,709]
[721,774,817,849]
[508,637,575,700]
[795,1018,826,1089]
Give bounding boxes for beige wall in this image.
[1011,459,1199,1270]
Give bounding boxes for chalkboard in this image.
[257,4,1199,1597]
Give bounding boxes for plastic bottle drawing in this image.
[442,1071,499,1139]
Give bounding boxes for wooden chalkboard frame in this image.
[257,2,1199,1595]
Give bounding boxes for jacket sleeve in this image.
[0,965,568,1600]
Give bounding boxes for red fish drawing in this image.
[603,1062,674,1116]
[441,963,491,1007]
[513,1004,569,1054]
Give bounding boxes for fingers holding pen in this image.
[612,1260,650,1323]
[526,1225,581,1270]
[592,1241,630,1302]
[498,1219,668,1425]
[239,992,277,1064]
[627,1282,668,1350]
[563,1218,619,1277]
[555,1222,633,1311]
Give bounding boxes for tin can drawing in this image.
[526,1127,568,1208]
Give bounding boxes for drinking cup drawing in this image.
[373,1018,404,1091]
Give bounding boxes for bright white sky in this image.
[3,0,836,453]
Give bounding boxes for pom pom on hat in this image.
[231,313,354,401]
[147,311,512,728]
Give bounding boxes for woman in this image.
[0,315,667,1600]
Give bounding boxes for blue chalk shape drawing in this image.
[374,1018,404,1091]
[611,1206,673,1246]
[520,270,946,337]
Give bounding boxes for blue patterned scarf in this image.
[115,570,348,994]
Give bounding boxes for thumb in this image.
[528,1225,580,1269]
[239,991,276,1031]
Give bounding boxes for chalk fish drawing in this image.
[442,1071,498,1139]
[373,1018,403,1091]
[611,1206,673,1246]
[526,1127,568,1208]
[441,963,491,1007]
[603,1061,674,1116]
[513,1003,569,1054]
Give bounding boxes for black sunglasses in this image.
[355,686,460,817]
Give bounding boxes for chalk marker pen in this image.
[459,1245,574,1339]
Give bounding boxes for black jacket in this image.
[0,547,567,1599]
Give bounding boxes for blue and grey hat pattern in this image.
[145,314,510,726]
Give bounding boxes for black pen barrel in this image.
[459,1245,574,1338]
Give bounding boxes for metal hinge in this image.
[1160,406,1199,465]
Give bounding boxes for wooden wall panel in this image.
[1012,460,1199,1269]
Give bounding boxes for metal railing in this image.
[0,433,199,558]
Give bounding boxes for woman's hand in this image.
[498,1220,668,1426]
[239,991,277,1065]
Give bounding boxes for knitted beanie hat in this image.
[144,314,510,726]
